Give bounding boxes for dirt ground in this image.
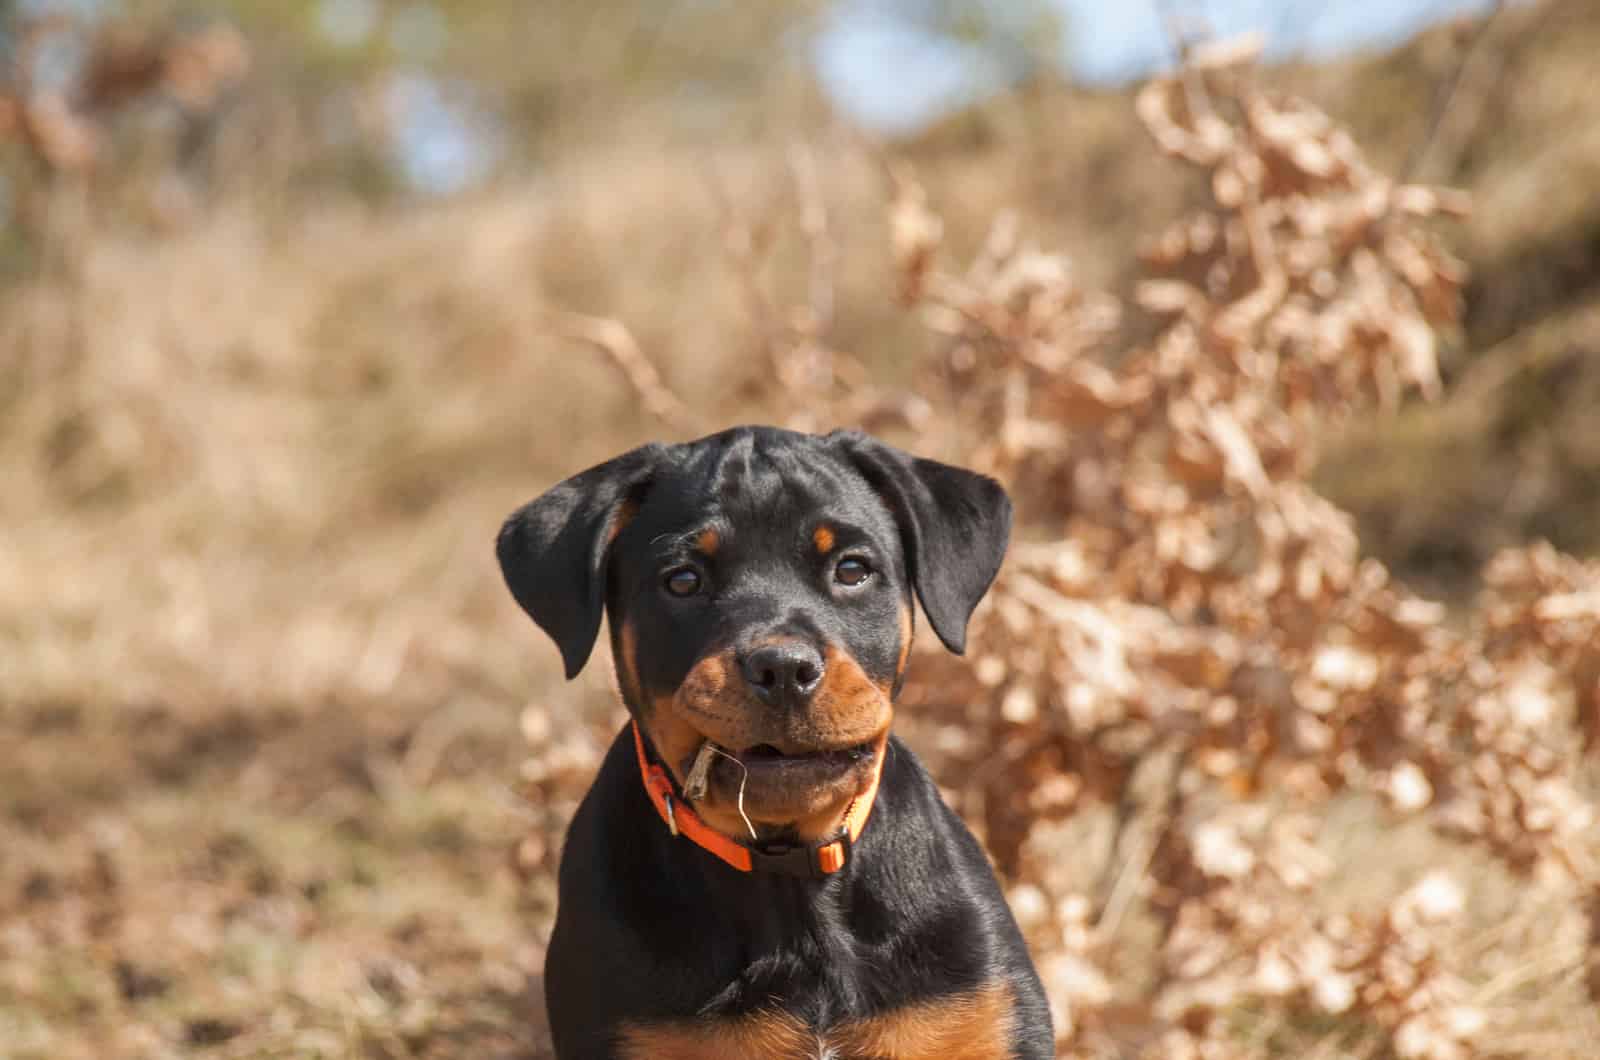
[2,692,566,1058]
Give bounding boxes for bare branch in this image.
[539,310,700,434]
[1402,0,1510,183]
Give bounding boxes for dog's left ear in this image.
[496,443,666,679]
[832,431,1012,655]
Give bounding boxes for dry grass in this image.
[0,167,706,1056]
[0,123,896,1059]
[4,3,1600,1058]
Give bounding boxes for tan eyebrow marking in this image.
[696,528,720,555]
[813,525,835,553]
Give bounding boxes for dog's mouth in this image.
[692,739,875,788]
[681,736,879,822]
[737,741,875,767]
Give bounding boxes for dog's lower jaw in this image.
[704,726,896,845]
[690,739,886,844]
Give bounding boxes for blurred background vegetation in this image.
[5,0,1595,587]
[3,0,1597,1056]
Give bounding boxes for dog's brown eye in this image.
[664,568,702,597]
[835,557,871,587]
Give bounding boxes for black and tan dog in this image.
[497,425,1053,1059]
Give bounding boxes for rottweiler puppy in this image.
[497,425,1053,1059]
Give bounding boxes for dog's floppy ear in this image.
[496,443,666,679]
[832,431,1012,655]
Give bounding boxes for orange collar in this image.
[631,722,882,878]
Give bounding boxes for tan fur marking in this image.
[788,729,889,842]
[646,656,721,780]
[648,645,892,839]
[829,982,1016,1060]
[696,528,721,555]
[813,525,836,553]
[671,651,739,735]
[606,498,639,546]
[646,651,762,838]
[620,1008,815,1060]
[785,648,895,840]
[616,620,642,708]
[621,985,1016,1060]
[813,647,893,739]
[893,605,914,688]
[668,647,889,760]
[644,700,750,840]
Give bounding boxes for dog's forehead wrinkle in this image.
[621,431,902,591]
[695,428,837,498]
[711,451,886,546]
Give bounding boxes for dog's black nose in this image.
[740,641,824,706]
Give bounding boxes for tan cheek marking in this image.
[616,620,643,708]
[789,730,888,842]
[665,651,773,837]
[894,604,914,687]
[787,649,894,841]
[647,658,730,783]
[644,703,706,787]
[827,982,1015,1060]
[673,651,742,728]
[814,648,893,736]
[620,1009,814,1060]
[696,528,720,556]
[645,705,760,842]
[813,525,835,553]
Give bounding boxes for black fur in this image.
[497,425,1052,1059]
[497,442,664,678]
[833,430,1013,655]
[546,733,1054,1058]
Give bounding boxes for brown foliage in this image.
[559,37,1600,1058]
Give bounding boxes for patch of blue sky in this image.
[17,0,109,18]
[813,5,1025,135]
[816,0,1504,134]
[386,73,498,195]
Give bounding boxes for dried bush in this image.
[546,37,1599,1058]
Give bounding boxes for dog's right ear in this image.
[496,443,666,679]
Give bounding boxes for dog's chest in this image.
[617,978,1016,1059]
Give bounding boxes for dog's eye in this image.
[835,557,872,587]
[664,568,702,597]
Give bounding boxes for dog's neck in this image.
[668,773,894,962]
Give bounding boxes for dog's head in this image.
[497,426,1011,841]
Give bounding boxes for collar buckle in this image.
[749,829,851,879]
